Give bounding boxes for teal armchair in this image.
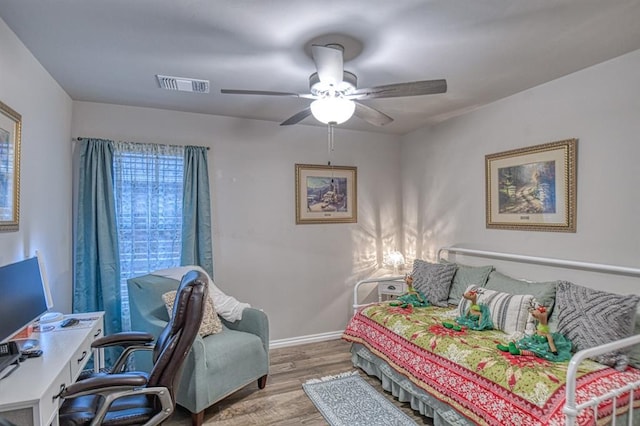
[127,273,269,426]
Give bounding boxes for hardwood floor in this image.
[165,339,432,425]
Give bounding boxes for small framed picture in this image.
[486,139,577,232]
[295,164,357,224]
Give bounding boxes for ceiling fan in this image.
[220,43,447,127]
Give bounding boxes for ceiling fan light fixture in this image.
[310,97,355,124]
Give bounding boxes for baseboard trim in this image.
[270,330,344,349]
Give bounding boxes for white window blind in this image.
[112,142,184,329]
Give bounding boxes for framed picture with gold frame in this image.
[0,101,21,232]
[295,163,357,224]
[485,139,577,232]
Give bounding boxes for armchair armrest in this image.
[132,315,169,339]
[221,307,269,353]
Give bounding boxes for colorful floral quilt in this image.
[343,303,640,425]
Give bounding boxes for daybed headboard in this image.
[437,246,640,296]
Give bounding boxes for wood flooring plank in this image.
[164,339,432,425]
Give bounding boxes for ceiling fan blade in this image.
[354,102,394,126]
[221,89,303,97]
[280,107,313,126]
[311,44,344,85]
[350,79,447,100]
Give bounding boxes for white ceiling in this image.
[2,0,640,135]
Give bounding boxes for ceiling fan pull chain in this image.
[327,124,336,183]
[327,123,335,166]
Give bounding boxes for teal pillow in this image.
[441,260,493,305]
[485,271,558,314]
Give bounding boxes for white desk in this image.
[0,312,104,426]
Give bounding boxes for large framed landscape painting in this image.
[486,139,577,232]
[295,164,357,224]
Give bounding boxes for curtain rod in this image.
[74,137,209,150]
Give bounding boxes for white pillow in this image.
[457,285,534,335]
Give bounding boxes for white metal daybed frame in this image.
[352,246,640,426]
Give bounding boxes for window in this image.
[112,142,184,329]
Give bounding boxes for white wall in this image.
[401,49,640,294]
[0,18,74,312]
[72,102,403,340]
[6,5,639,340]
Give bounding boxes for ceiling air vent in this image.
[156,75,210,93]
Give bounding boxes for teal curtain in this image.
[74,138,121,365]
[181,146,213,277]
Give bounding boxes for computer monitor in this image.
[0,256,50,348]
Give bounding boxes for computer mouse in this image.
[60,317,80,328]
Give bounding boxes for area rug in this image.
[302,371,416,426]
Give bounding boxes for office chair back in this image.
[148,269,208,403]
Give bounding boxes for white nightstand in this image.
[378,280,407,302]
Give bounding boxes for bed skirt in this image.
[350,343,472,426]
[351,342,640,426]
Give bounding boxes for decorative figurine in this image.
[389,275,430,308]
[497,305,572,362]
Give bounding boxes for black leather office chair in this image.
[58,270,207,426]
